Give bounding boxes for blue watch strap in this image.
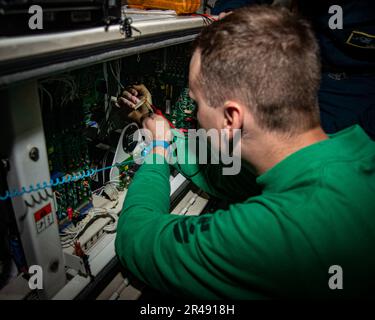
[152,140,170,150]
[141,140,170,157]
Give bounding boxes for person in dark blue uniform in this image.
[211,0,375,139]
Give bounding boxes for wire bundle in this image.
[40,75,79,106]
[192,13,217,26]
[60,207,118,249]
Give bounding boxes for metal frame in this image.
[2,81,66,299]
[0,16,206,87]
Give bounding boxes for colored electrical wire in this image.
[0,158,138,202]
[3,93,196,201]
[192,13,217,26]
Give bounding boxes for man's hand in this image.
[117,84,153,124]
[142,114,172,159]
[142,114,172,142]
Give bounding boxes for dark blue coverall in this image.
[211,0,375,139]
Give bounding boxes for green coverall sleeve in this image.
[115,154,292,299]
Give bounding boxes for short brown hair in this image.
[193,5,321,135]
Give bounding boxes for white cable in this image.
[103,62,110,122]
[39,86,54,111]
[59,208,107,245]
[41,76,77,105]
[109,62,124,90]
[102,151,110,183]
[103,214,118,233]
[103,183,119,201]
[110,123,138,181]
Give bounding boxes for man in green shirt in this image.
[115,6,375,298]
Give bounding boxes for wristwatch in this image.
[141,140,170,157]
[152,140,170,149]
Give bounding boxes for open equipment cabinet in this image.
[0,11,218,300]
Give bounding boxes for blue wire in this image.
[0,158,139,202]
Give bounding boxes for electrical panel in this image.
[38,42,197,226]
[0,42,206,299]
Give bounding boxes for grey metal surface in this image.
[0,16,204,62]
[0,34,198,87]
[0,16,205,87]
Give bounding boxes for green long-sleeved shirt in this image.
[115,125,375,298]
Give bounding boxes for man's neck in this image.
[242,127,329,175]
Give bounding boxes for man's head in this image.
[189,5,321,140]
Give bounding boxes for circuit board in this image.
[38,43,197,232]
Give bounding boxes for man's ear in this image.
[223,101,244,139]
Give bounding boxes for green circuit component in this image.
[40,45,194,224]
[167,87,197,130]
[40,70,100,223]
